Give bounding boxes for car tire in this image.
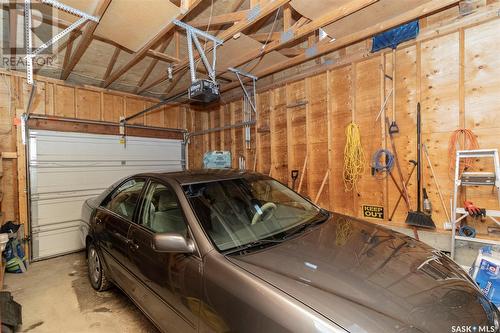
[87,243,111,291]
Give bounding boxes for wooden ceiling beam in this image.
[60,0,113,80]
[102,47,121,85]
[248,32,281,42]
[217,0,378,77]
[60,31,78,79]
[187,10,250,28]
[138,0,291,93]
[283,3,292,30]
[218,0,460,93]
[135,38,172,93]
[147,49,180,63]
[103,0,204,88]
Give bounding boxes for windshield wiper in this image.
[224,238,282,256]
[280,213,329,241]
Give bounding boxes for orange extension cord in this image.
[448,128,480,177]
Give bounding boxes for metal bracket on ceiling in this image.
[24,0,99,85]
[172,19,223,84]
[228,67,258,149]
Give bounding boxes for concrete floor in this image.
[4,252,159,333]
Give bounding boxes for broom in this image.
[405,103,436,229]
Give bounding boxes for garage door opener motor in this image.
[173,20,224,103]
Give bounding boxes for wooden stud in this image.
[314,170,330,204]
[297,154,308,193]
[459,28,465,129]
[15,109,29,254]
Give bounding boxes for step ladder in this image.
[451,149,500,260]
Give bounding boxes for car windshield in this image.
[183,176,324,252]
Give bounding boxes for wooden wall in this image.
[0,70,189,226]
[187,13,500,235]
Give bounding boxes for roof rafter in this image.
[60,0,113,80]
[103,0,204,88]
[138,0,291,93]
[218,0,460,94]
[102,47,121,84]
[60,31,78,78]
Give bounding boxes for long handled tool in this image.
[388,160,417,221]
[405,103,436,229]
[386,117,411,208]
[388,49,399,134]
[386,117,419,239]
[422,144,451,224]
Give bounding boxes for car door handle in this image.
[113,232,130,244]
[128,239,139,251]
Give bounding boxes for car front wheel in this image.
[87,243,111,291]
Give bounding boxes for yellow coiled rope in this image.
[343,122,365,191]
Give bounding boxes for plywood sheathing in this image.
[211,33,288,74]
[94,0,180,52]
[464,19,500,219]
[290,0,433,42]
[54,0,102,24]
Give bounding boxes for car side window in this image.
[140,182,187,235]
[103,178,145,220]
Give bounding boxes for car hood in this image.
[227,213,499,333]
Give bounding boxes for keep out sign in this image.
[362,205,384,219]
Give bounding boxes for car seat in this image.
[151,191,186,235]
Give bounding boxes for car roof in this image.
[136,169,267,185]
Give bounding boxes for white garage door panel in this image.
[29,130,183,260]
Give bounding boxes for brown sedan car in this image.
[81,170,500,333]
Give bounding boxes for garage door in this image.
[28,130,183,260]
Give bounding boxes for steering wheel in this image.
[251,202,277,225]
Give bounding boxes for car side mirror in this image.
[153,233,195,253]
